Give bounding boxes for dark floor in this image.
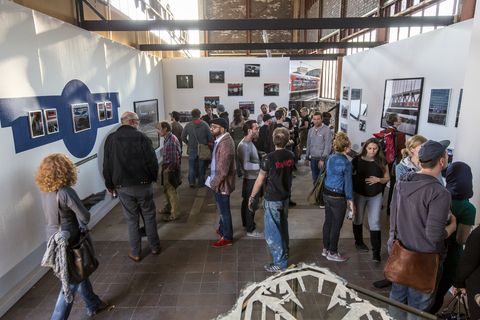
[3,161,393,320]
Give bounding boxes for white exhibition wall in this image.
[162,57,290,120]
[0,0,164,315]
[340,20,473,151]
[454,0,480,223]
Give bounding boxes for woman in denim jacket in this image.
[322,132,355,262]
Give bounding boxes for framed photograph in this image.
[342,86,350,100]
[176,75,193,88]
[264,83,279,96]
[359,120,366,132]
[351,88,362,101]
[350,100,361,120]
[228,83,243,96]
[239,101,255,114]
[105,101,113,119]
[244,64,260,77]
[341,104,348,119]
[360,103,368,118]
[204,96,220,109]
[381,77,424,136]
[97,102,106,121]
[28,110,45,138]
[340,123,348,133]
[71,103,91,133]
[44,109,59,134]
[455,89,463,128]
[178,111,193,123]
[134,99,160,149]
[209,71,224,83]
[427,89,451,126]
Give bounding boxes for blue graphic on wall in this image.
[0,79,119,158]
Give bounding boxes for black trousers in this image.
[241,178,259,232]
[322,194,347,254]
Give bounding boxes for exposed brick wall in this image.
[306,0,320,42]
[322,0,341,37]
[346,0,378,17]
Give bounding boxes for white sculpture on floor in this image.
[217,263,392,320]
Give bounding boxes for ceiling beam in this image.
[139,41,385,51]
[82,16,454,32]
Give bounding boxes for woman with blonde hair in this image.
[395,134,427,179]
[36,153,109,319]
[322,132,355,262]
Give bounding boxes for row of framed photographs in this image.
[28,101,113,138]
[178,77,280,97]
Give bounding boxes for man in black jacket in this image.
[103,111,161,262]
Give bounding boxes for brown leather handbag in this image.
[384,192,440,294]
[384,239,439,294]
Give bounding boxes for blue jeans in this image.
[215,192,233,241]
[310,159,323,183]
[353,193,382,231]
[51,278,101,320]
[389,282,434,320]
[323,194,346,254]
[118,184,160,256]
[264,199,289,269]
[188,155,206,187]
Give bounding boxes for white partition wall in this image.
[0,1,164,315]
[162,57,290,119]
[340,20,472,151]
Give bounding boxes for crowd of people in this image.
[35,104,479,319]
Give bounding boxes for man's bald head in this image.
[121,111,140,128]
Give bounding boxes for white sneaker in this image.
[319,205,325,209]
[246,230,264,238]
[322,248,329,257]
[326,252,349,262]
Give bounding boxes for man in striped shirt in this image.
[157,121,181,222]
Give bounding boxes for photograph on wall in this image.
[134,99,160,149]
[105,101,113,119]
[360,104,368,118]
[28,110,45,138]
[71,103,91,133]
[178,111,193,123]
[455,89,463,128]
[359,120,366,132]
[209,71,224,83]
[342,86,350,100]
[264,83,279,96]
[340,123,348,133]
[341,104,349,119]
[44,109,59,134]
[289,60,321,103]
[244,64,260,77]
[427,89,451,126]
[228,83,243,96]
[350,88,362,101]
[350,100,361,120]
[239,101,255,114]
[381,77,424,136]
[97,102,106,121]
[176,75,193,88]
[204,96,220,109]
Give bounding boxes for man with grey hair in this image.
[103,111,161,262]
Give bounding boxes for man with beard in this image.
[206,118,236,248]
[237,120,263,238]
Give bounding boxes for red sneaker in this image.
[212,237,232,248]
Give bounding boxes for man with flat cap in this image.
[205,117,236,248]
[387,140,457,317]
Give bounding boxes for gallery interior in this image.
[1,0,479,319]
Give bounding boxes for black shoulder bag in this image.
[57,192,99,284]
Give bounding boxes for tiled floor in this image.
[3,162,393,320]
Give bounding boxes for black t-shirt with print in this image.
[261,149,295,201]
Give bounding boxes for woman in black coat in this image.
[453,226,480,319]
